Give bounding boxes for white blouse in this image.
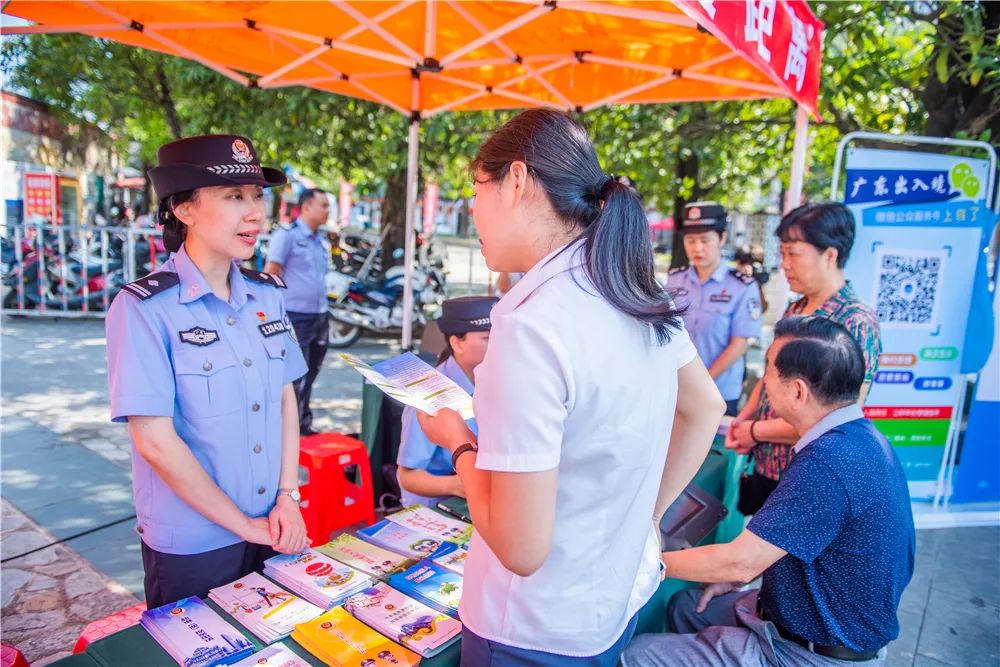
[461,240,698,655]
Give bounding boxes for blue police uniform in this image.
[106,244,307,605]
[266,218,330,432]
[667,263,762,411]
[396,355,478,507]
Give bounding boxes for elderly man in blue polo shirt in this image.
[264,188,331,435]
[623,316,915,666]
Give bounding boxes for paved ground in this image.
[1,242,998,665]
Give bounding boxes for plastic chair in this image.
[299,432,376,545]
[0,644,29,667]
[72,603,146,653]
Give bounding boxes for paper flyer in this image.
[340,352,473,419]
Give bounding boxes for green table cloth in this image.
[55,436,743,665]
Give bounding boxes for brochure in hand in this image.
[341,352,474,419]
[316,533,416,580]
[292,607,420,667]
[343,583,462,658]
[386,505,472,545]
[227,642,311,667]
[207,572,323,643]
[263,549,373,610]
[388,560,463,619]
[139,596,254,667]
[356,519,453,559]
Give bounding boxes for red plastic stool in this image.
[72,602,146,653]
[1,644,28,667]
[299,433,376,545]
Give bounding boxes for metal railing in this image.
[1,222,168,317]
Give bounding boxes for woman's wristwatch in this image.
[451,443,478,471]
[276,488,301,504]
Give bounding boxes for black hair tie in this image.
[600,174,618,200]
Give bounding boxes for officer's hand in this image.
[269,497,309,554]
[241,517,274,547]
[696,582,741,613]
[416,408,475,453]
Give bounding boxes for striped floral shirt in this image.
[752,282,882,481]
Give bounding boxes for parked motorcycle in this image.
[325,262,449,348]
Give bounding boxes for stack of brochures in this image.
[343,583,462,658]
[356,518,451,559]
[228,643,311,666]
[316,533,415,580]
[430,542,467,575]
[386,505,473,545]
[388,560,463,618]
[140,597,254,667]
[207,572,323,643]
[263,550,373,610]
[292,607,421,667]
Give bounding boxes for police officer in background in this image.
[667,202,763,416]
[264,189,331,435]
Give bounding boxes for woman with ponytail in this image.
[105,135,310,608]
[417,110,726,665]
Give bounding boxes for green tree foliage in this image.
[3,0,996,261]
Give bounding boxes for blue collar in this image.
[794,404,865,454]
[174,244,253,308]
[440,355,475,395]
[689,263,728,286]
[294,217,318,239]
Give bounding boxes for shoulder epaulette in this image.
[729,268,756,286]
[668,265,689,275]
[241,267,287,288]
[121,271,179,300]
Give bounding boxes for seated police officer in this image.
[623,316,915,667]
[396,296,496,507]
[667,202,762,416]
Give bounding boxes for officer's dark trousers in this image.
[141,541,276,608]
[287,311,329,433]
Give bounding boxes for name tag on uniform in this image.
[259,319,290,338]
[178,326,219,346]
[710,293,732,303]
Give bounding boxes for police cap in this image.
[681,201,728,235]
[437,295,499,336]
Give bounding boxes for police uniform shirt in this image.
[666,264,762,401]
[106,245,308,555]
[396,355,478,508]
[266,218,328,314]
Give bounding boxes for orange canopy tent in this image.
[2,0,825,346]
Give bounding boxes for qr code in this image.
[873,249,946,329]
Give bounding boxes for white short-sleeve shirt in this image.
[461,240,697,655]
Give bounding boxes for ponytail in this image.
[473,109,683,344]
[582,178,683,344]
[157,189,197,253]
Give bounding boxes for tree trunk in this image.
[380,167,409,270]
[669,148,700,269]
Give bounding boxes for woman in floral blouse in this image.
[726,203,882,514]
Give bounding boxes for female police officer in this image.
[106,135,310,607]
[396,295,497,507]
[667,202,763,416]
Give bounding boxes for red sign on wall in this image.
[23,172,57,222]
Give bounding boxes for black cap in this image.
[149,134,287,200]
[437,296,499,336]
[680,201,727,234]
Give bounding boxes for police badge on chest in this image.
[259,319,290,338]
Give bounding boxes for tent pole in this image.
[401,115,420,351]
[784,104,810,213]
[771,104,810,322]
